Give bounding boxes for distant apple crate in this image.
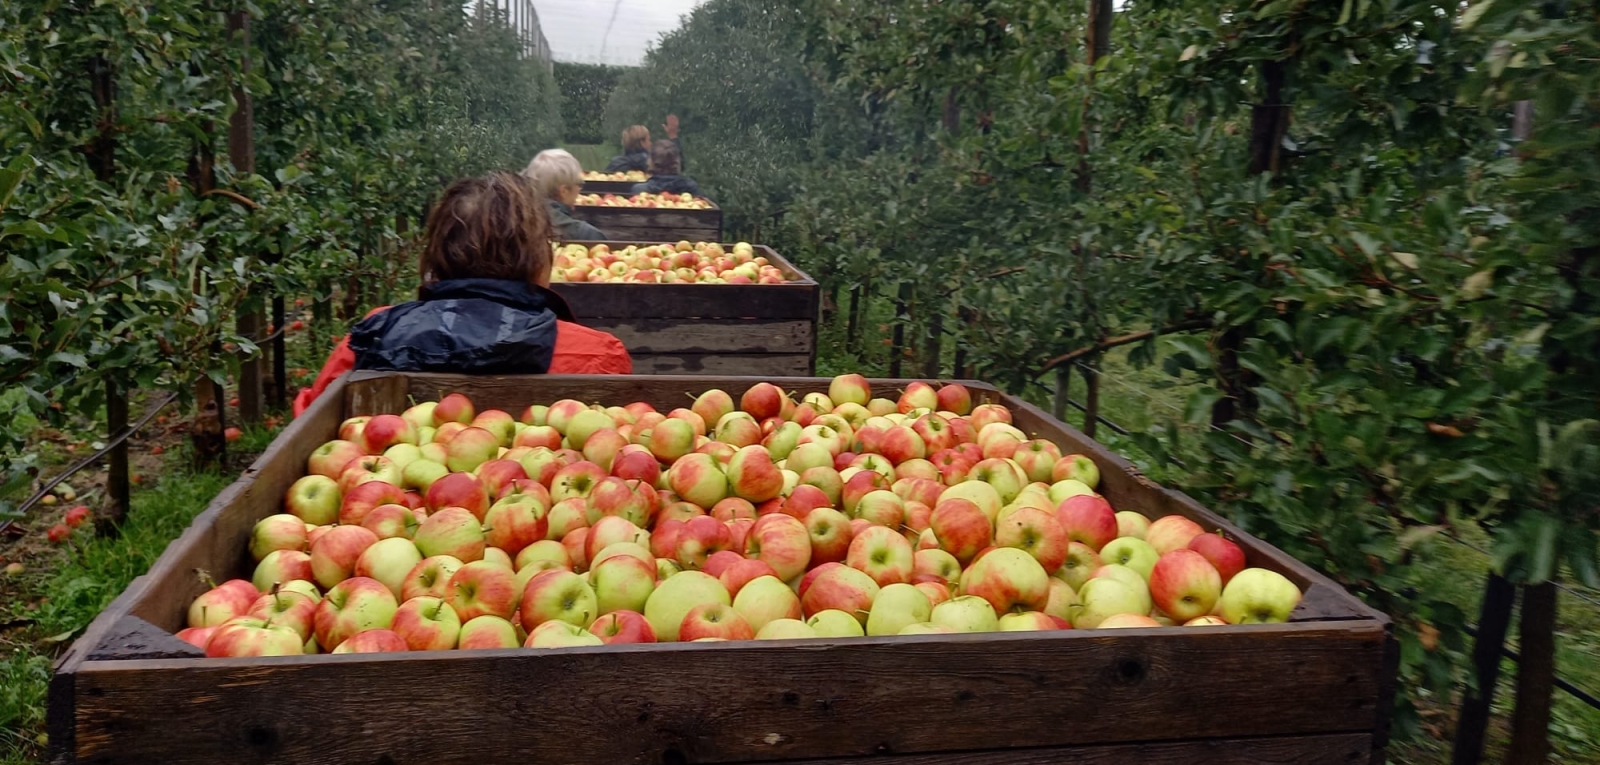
[49,372,1397,765]
[580,179,641,194]
[571,198,723,242]
[549,242,818,377]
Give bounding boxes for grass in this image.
[561,143,616,173]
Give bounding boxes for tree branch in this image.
[1039,319,1212,373]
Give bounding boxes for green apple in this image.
[756,618,818,640]
[643,570,730,642]
[805,608,866,638]
[1072,576,1147,629]
[929,595,998,633]
[866,583,932,636]
[938,481,1003,523]
[402,458,449,493]
[1046,479,1096,506]
[732,575,802,633]
[1099,537,1160,580]
[1219,568,1302,624]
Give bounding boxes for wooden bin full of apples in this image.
[48,372,1397,765]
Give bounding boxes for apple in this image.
[728,574,802,634]
[1145,515,1206,555]
[581,428,629,471]
[745,514,812,581]
[667,453,728,509]
[939,481,1002,522]
[1188,531,1247,585]
[929,595,999,633]
[877,425,926,465]
[1011,440,1063,483]
[1051,453,1101,489]
[591,553,658,615]
[898,623,956,635]
[827,374,871,407]
[910,415,957,454]
[718,558,779,598]
[252,549,314,593]
[454,615,519,650]
[799,467,844,508]
[475,459,530,500]
[841,471,891,515]
[993,506,1068,573]
[514,539,571,572]
[804,507,854,564]
[714,412,763,447]
[805,609,866,638]
[1043,578,1079,622]
[846,525,914,587]
[187,581,258,629]
[1072,576,1147,629]
[611,448,662,486]
[250,514,308,562]
[332,629,409,653]
[1185,615,1230,627]
[285,474,343,525]
[354,537,424,598]
[763,421,802,461]
[673,515,731,570]
[206,617,305,657]
[1100,537,1160,579]
[726,445,784,503]
[679,602,755,641]
[360,503,417,540]
[1046,479,1096,505]
[1098,613,1163,629]
[935,383,972,415]
[968,403,1012,431]
[1219,568,1302,624]
[470,410,517,445]
[756,619,818,640]
[336,480,406,527]
[312,576,399,650]
[1056,542,1102,590]
[483,547,513,569]
[866,582,933,636]
[402,555,465,601]
[997,611,1059,631]
[799,564,879,623]
[959,547,1050,614]
[1149,549,1223,622]
[1056,494,1118,550]
[307,440,364,480]
[929,498,991,564]
[445,426,500,473]
[913,548,961,584]
[310,525,379,589]
[359,414,417,455]
[644,571,731,642]
[483,494,549,556]
[519,569,599,630]
[525,620,605,648]
[413,507,486,562]
[514,425,563,450]
[549,461,605,504]
[585,516,648,562]
[433,393,475,426]
[389,596,462,651]
[446,560,521,621]
[646,418,697,464]
[1114,510,1150,540]
[590,477,658,527]
[586,610,657,644]
[852,490,905,529]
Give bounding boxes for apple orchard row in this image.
[185,376,1305,657]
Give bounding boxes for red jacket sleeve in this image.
[292,307,390,418]
[550,320,633,374]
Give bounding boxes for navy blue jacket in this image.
[604,150,649,173]
[348,279,576,374]
[632,175,703,197]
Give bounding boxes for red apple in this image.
[1145,515,1205,554]
[929,498,991,564]
[1187,531,1247,585]
[959,547,1051,614]
[804,507,854,564]
[587,610,657,644]
[446,560,521,621]
[679,602,755,641]
[846,525,914,587]
[745,514,812,581]
[1149,549,1223,622]
[433,393,476,426]
[1056,494,1118,550]
[994,506,1069,573]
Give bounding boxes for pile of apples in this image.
[582,170,649,181]
[550,241,788,285]
[575,191,713,209]
[182,376,1304,657]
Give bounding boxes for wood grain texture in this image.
[587,319,813,354]
[552,283,816,320]
[629,353,815,376]
[72,623,1383,765]
[569,205,723,243]
[86,616,204,661]
[758,732,1373,765]
[580,179,639,194]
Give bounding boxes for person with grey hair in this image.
[522,149,608,241]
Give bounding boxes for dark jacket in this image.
[604,138,685,173]
[549,200,607,241]
[632,175,703,197]
[349,279,577,374]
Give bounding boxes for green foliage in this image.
[0,0,560,503]
[555,62,627,144]
[613,0,1600,742]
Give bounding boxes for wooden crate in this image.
[571,200,722,242]
[50,372,1397,765]
[581,179,643,194]
[549,242,818,376]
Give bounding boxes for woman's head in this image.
[649,140,682,176]
[621,125,651,153]
[420,172,553,290]
[523,148,583,206]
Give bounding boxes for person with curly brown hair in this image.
[292,172,631,415]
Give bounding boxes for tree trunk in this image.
[100,379,129,536]
[1082,356,1100,438]
[1451,572,1517,765]
[1052,366,1071,422]
[1505,582,1557,765]
[229,10,262,424]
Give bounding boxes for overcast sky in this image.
[532,0,707,66]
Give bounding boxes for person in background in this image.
[524,149,607,241]
[603,114,684,174]
[631,139,702,197]
[291,172,631,416]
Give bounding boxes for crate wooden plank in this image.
[70,622,1382,765]
[580,179,641,194]
[570,204,723,242]
[552,282,816,320]
[630,353,815,377]
[587,319,812,355]
[758,732,1374,765]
